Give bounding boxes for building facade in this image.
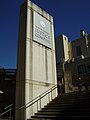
[55,30,90,92]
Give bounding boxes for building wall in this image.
[56,30,90,93]
[88,35,90,56]
[55,34,69,63]
[63,35,69,61]
[68,42,73,60]
[65,57,90,86]
[71,38,88,59]
[55,35,64,63]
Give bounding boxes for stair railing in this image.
[17,84,57,112]
[0,104,13,120]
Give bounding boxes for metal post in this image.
[39,95,41,109]
[37,101,38,112]
[48,93,50,102]
[51,88,52,100]
[10,105,11,120]
[4,104,13,120]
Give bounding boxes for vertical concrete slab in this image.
[15,0,57,119]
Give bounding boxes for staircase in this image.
[30,91,90,119]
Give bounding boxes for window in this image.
[77,64,87,75]
[76,46,82,56]
[64,37,66,40]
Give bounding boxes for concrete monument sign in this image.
[15,0,57,120]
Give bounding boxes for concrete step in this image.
[46,103,90,108]
[31,91,90,119]
[40,107,90,112]
[31,114,90,119]
[49,100,90,105]
[50,97,90,102]
[55,96,90,101]
[44,105,90,110]
[57,93,90,98]
[36,111,90,116]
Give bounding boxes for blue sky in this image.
[0,0,90,68]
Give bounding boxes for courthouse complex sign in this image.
[16,1,57,119]
[33,11,51,48]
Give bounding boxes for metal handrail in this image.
[0,84,58,119]
[0,104,13,119]
[17,84,57,111]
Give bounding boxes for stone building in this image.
[55,30,90,92]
